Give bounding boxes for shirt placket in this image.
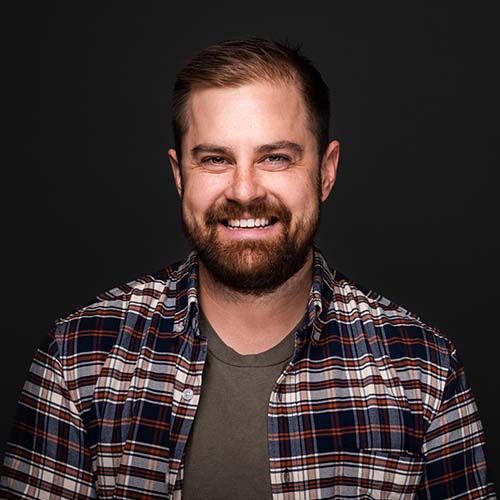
[268,332,311,500]
[168,325,208,498]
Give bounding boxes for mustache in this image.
[205,199,291,225]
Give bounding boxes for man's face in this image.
[169,80,338,294]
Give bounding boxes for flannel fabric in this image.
[1,249,496,499]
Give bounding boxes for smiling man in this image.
[1,38,495,499]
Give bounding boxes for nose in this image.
[224,164,265,205]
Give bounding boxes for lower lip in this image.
[218,222,281,239]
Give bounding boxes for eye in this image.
[201,156,229,167]
[262,155,291,167]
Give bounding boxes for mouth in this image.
[221,216,278,230]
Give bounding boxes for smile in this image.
[222,217,277,229]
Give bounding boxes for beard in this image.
[181,196,320,296]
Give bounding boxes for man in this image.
[0,38,495,499]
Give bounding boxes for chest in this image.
[87,334,428,499]
[265,346,427,498]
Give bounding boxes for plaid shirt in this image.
[1,249,495,499]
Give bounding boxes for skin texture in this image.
[168,80,339,354]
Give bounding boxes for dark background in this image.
[3,0,499,487]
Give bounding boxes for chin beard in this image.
[182,199,319,296]
[196,234,312,295]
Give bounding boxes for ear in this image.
[168,148,183,198]
[320,140,340,202]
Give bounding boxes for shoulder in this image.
[40,255,196,411]
[50,254,195,357]
[318,267,460,423]
[322,268,455,368]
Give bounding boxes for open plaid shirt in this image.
[1,249,495,499]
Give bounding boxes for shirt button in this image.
[284,468,290,482]
[182,388,194,401]
[174,323,183,332]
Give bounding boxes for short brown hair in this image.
[171,38,330,162]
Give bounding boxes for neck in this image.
[198,249,314,354]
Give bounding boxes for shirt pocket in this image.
[320,448,425,499]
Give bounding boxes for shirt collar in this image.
[169,247,336,343]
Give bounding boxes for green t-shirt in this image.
[181,310,297,499]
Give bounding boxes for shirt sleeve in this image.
[416,346,496,499]
[0,331,97,499]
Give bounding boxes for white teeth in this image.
[227,218,272,229]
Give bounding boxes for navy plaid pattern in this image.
[1,249,495,498]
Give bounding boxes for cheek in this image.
[271,174,319,213]
[182,178,220,215]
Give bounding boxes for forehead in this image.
[184,81,313,149]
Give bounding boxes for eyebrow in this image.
[256,141,304,156]
[190,141,304,158]
[190,144,234,157]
